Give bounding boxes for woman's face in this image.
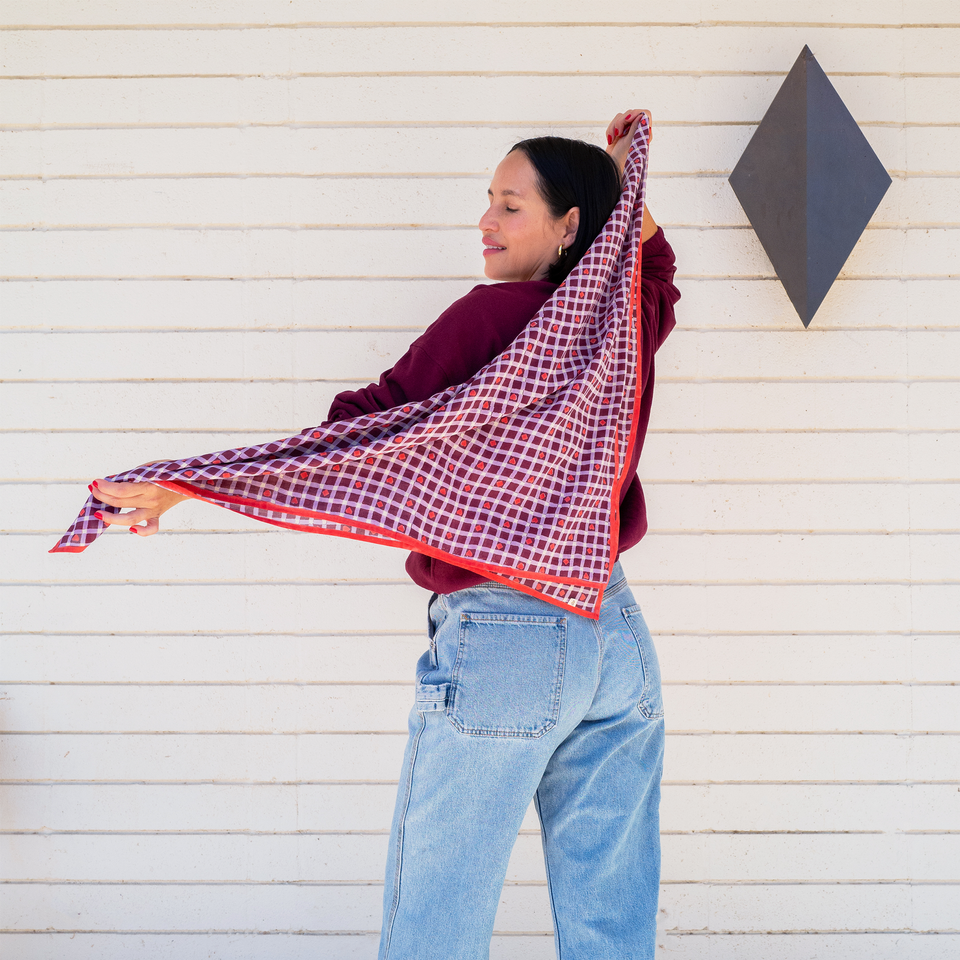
[479,150,578,283]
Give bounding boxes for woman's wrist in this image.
[641,206,658,242]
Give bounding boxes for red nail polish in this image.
[129,526,139,534]
[92,480,100,489]
[94,511,104,521]
[624,114,633,122]
[614,128,619,137]
[87,484,93,493]
[607,134,612,145]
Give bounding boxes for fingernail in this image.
[624,114,633,122]
[87,484,93,493]
[92,480,100,488]
[94,511,104,521]
[614,128,619,137]
[607,134,612,144]
[129,526,139,535]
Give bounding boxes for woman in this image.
[86,110,681,959]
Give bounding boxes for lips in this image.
[482,237,505,255]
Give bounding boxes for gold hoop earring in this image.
[558,245,564,258]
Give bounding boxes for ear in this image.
[561,206,580,247]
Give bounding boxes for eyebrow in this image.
[488,187,522,198]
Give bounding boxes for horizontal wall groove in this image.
[5,70,960,80]
[3,580,958,588]
[9,527,960,536]
[3,120,956,133]
[0,121,770,132]
[0,223,951,232]
[3,628,956,636]
[2,21,959,30]
[0,172,495,182]
[7,377,960,387]
[9,828,943,837]
[5,273,960,283]
[0,779,407,786]
[11,326,958,334]
[0,223,472,232]
[11,828,945,837]
[0,929,383,936]
[1,878,958,887]
[2,626,957,636]
[0,829,394,836]
[649,428,960,436]
[3,172,957,182]
[7,729,960,736]
[669,928,960,935]
[0,926,946,937]
[0,926,954,937]
[2,680,955,688]
[1,929,377,938]
[1,324,958,335]
[5,222,959,231]
[0,274,489,281]
[5,479,955,488]
[4,272,958,281]
[4,779,957,787]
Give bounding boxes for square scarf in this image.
[53,122,650,619]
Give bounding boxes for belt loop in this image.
[427,592,440,640]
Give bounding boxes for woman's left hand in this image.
[605,109,652,172]
[91,477,188,537]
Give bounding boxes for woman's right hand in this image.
[91,477,188,538]
[606,109,658,241]
[605,109,652,173]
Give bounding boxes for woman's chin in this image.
[483,259,525,282]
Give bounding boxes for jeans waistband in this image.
[442,561,627,604]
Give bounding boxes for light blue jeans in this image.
[378,563,664,960]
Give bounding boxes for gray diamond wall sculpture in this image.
[729,46,891,327]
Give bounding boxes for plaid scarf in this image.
[53,123,649,618]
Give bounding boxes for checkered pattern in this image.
[52,123,650,619]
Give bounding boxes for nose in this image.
[478,206,497,233]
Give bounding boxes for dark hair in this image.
[510,136,623,284]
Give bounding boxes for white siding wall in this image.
[1,2,958,957]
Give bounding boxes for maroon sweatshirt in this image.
[328,226,681,595]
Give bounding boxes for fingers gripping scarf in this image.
[53,123,649,619]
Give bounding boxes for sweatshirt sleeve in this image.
[325,344,453,423]
[325,282,555,422]
[638,226,681,354]
[323,301,474,423]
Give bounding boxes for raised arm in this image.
[606,109,658,242]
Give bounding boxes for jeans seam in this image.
[380,710,426,959]
[623,607,664,721]
[534,789,564,960]
[593,617,605,694]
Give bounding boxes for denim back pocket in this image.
[622,604,664,720]
[448,612,566,738]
